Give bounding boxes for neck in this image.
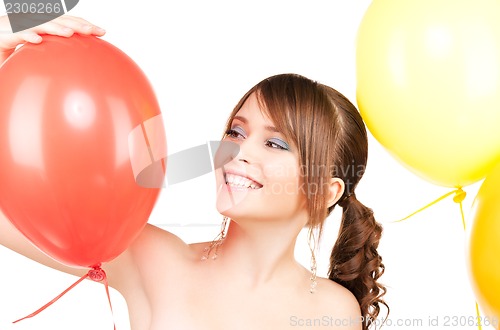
[216,215,308,288]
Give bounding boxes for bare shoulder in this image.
[132,223,190,256]
[105,223,191,291]
[316,277,363,330]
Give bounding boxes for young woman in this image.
[0,16,387,330]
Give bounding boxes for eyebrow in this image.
[233,115,279,133]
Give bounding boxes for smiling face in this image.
[215,92,308,224]
[214,73,365,235]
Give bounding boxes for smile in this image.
[225,173,263,190]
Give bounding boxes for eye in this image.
[265,138,290,151]
[225,126,247,139]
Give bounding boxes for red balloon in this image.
[0,35,166,268]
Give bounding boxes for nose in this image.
[212,140,240,170]
[236,137,259,165]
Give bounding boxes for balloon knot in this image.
[453,188,466,203]
[88,265,106,282]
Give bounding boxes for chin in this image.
[215,178,262,214]
[215,191,249,216]
[215,191,265,221]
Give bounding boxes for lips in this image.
[224,172,263,190]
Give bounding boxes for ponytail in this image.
[329,194,388,329]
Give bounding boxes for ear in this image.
[326,178,345,208]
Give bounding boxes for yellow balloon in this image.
[468,164,500,326]
[356,0,500,187]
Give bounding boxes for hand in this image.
[0,15,105,62]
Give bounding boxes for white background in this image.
[0,1,489,329]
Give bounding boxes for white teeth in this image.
[235,176,244,186]
[225,173,262,189]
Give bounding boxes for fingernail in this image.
[97,27,106,34]
[63,27,73,33]
[32,35,42,42]
[83,25,93,31]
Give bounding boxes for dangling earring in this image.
[308,228,318,294]
[202,216,229,261]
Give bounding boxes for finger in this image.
[56,16,106,36]
[0,32,41,52]
[58,15,97,27]
[17,32,43,44]
[30,21,74,37]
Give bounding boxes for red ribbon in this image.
[13,264,116,329]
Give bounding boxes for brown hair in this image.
[225,74,388,328]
